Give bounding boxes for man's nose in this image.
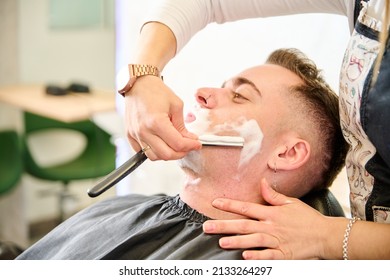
[195,88,224,108]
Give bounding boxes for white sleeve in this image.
[144,0,355,53]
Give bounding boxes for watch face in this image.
[116,64,130,92]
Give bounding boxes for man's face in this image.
[184,63,303,169]
[179,63,304,204]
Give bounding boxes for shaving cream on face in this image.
[182,106,264,171]
[185,105,211,135]
[178,149,204,175]
[212,117,263,168]
[239,120,264,167]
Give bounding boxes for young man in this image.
[17,48,348,260]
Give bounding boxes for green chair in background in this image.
[23,112,116,221]
[0,130,24,259]
[0,130,23,196]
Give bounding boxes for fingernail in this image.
[203,221,215,232]
[212,198,224,207]
[219,237,230,247]
[242,251,252,259]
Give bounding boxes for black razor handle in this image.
[87,150,147,197]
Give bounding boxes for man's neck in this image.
[177,148,265,219]
[179,171,255,220]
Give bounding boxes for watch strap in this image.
[118,64,161,97]
[130,64,160,78]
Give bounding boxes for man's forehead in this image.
[236,64,303,86]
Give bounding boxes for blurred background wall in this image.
[0,0,115,248]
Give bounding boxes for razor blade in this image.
[199,135,245,147]
[87,135,244,197]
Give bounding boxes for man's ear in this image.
[267,138,310,171]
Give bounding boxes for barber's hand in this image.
[203,179,332,260]
[124,75,202,160]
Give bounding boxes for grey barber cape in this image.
[17,194,243,259]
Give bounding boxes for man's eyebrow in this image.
[222,77,262,96]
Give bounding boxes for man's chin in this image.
[178,150,203,175]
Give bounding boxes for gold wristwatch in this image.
[117,64,161,97]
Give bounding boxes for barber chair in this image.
[0,130,24,259]
[23,112,116,222]
[301,189,345,217]
[0,130,23,195]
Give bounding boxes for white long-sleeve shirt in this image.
[144,0,355,52]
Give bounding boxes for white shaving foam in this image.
[185,105,211,135]
[212,117,263,168]
[183,106,264,169]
